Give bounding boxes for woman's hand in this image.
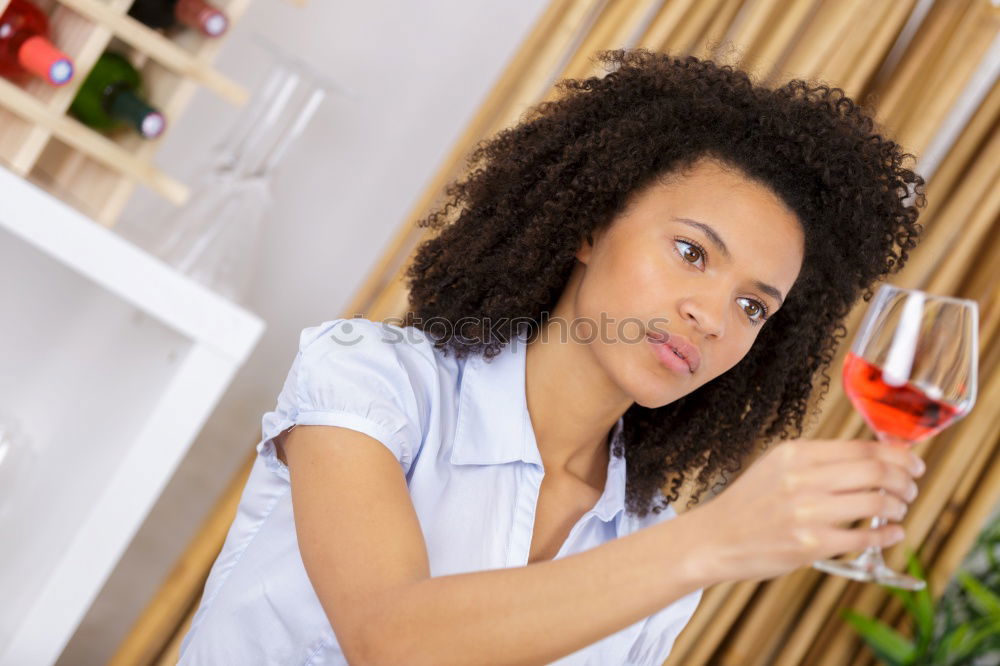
[679,438,925,586]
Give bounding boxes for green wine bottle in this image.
[69,52,166,139]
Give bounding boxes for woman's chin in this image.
[632,384,698,409]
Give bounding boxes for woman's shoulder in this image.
[293,317,455,415]
[263,317,449,478]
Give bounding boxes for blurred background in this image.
[0,0,997,664]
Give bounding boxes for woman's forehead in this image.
[610,169,806,288]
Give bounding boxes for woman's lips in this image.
[647,330,701,374]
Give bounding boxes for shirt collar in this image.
[450,325,627,524]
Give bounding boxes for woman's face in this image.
[570,157,805,408]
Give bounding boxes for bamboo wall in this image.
[116,1,1000,664]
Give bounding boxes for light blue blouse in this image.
[178,317,703,665]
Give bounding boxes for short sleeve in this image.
[256,318,427,481]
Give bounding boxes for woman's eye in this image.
[674,238,769,326]
[674,239,705,267]
[738,297,769,325]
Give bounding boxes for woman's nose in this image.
[679,295,726,339]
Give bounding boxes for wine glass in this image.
[812,284,978,590]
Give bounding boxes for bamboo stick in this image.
[837,0,917,99]
[676,580,760,665]
[154,596,197,666]
[928,418,1000,592]
[896,1,999,157]
[556,0,664,82]
[657,0,729,58]
[911,71,1000,228]
[694,0,747,62]
[737,0,816,85]
[720,0,794,77]
[661,581,738,665]
[815,0,889,98]
[635,0,700,53]
[874,0,975,135]
[761,0,857,84]
[899,121,1000,291]
[490,0,607,132]
[664,580,755,665]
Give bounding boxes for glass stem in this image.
[856,507,888,571]
[861,430,912,570]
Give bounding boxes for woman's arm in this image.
[284,423,708,666]
[364,511,708,666]
[286,422,921,666]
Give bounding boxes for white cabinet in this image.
[0,165,264,666]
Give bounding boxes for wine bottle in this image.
[69,52,166,139]
[0,0,74,86]
[127,0,228,38]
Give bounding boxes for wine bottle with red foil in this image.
[0,0,74,86]
[69,52,166,139]
[127,0,228,38]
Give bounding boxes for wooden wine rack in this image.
[0,0,271,227]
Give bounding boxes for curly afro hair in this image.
[401,48,926,519]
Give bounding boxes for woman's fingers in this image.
[818,524,907,557]
[787,438,924,478]
[790,459,919,505]
[690,438,925,584]
[792,490,909,526]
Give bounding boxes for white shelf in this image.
[0,164,265,666]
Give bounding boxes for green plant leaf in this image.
[937,616,1000,664]
[938,623,973,661]
[906,551,934,653]
[957,571,1000,618]
[965,615,1000,652]
[841,608,917,665]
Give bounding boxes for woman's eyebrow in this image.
[673,216,786,307]
[753,280,785,308]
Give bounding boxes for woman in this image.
[179,49,927,665]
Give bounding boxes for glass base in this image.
[813,549,926,590]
